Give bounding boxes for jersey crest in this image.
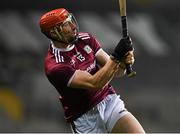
[83,45,92,54]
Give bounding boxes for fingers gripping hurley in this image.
[118,0,136,77]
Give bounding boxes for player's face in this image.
[59,15,78,43]
[61,21,77,41]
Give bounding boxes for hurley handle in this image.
[119,9,136,77]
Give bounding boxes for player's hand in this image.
[111,36,133,62]
[120,51,135,69]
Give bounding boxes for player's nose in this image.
[70,22,77,30]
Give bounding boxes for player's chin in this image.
[67,35,77,43]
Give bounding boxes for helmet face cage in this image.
[54,13,79,44]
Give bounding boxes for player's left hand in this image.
[111,36,133,62]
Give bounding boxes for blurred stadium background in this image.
[0,0,180,132]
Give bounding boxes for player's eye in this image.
[62,21,69,27]
[62,20,75,29]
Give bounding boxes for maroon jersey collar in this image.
[50,41,75,52]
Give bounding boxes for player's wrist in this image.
[110,55,120,64]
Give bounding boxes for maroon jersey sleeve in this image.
[89,34,102,54]
[50,64,76,87]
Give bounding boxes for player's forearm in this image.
[90,59,119,89]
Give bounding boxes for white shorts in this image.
[70,94,129,133]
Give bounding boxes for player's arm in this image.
[69,50,134,90]
[69,57,120,90]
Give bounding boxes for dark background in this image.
[0,0,180,132]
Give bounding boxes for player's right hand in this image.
[124,51,135,65]
[111,36,133,61]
